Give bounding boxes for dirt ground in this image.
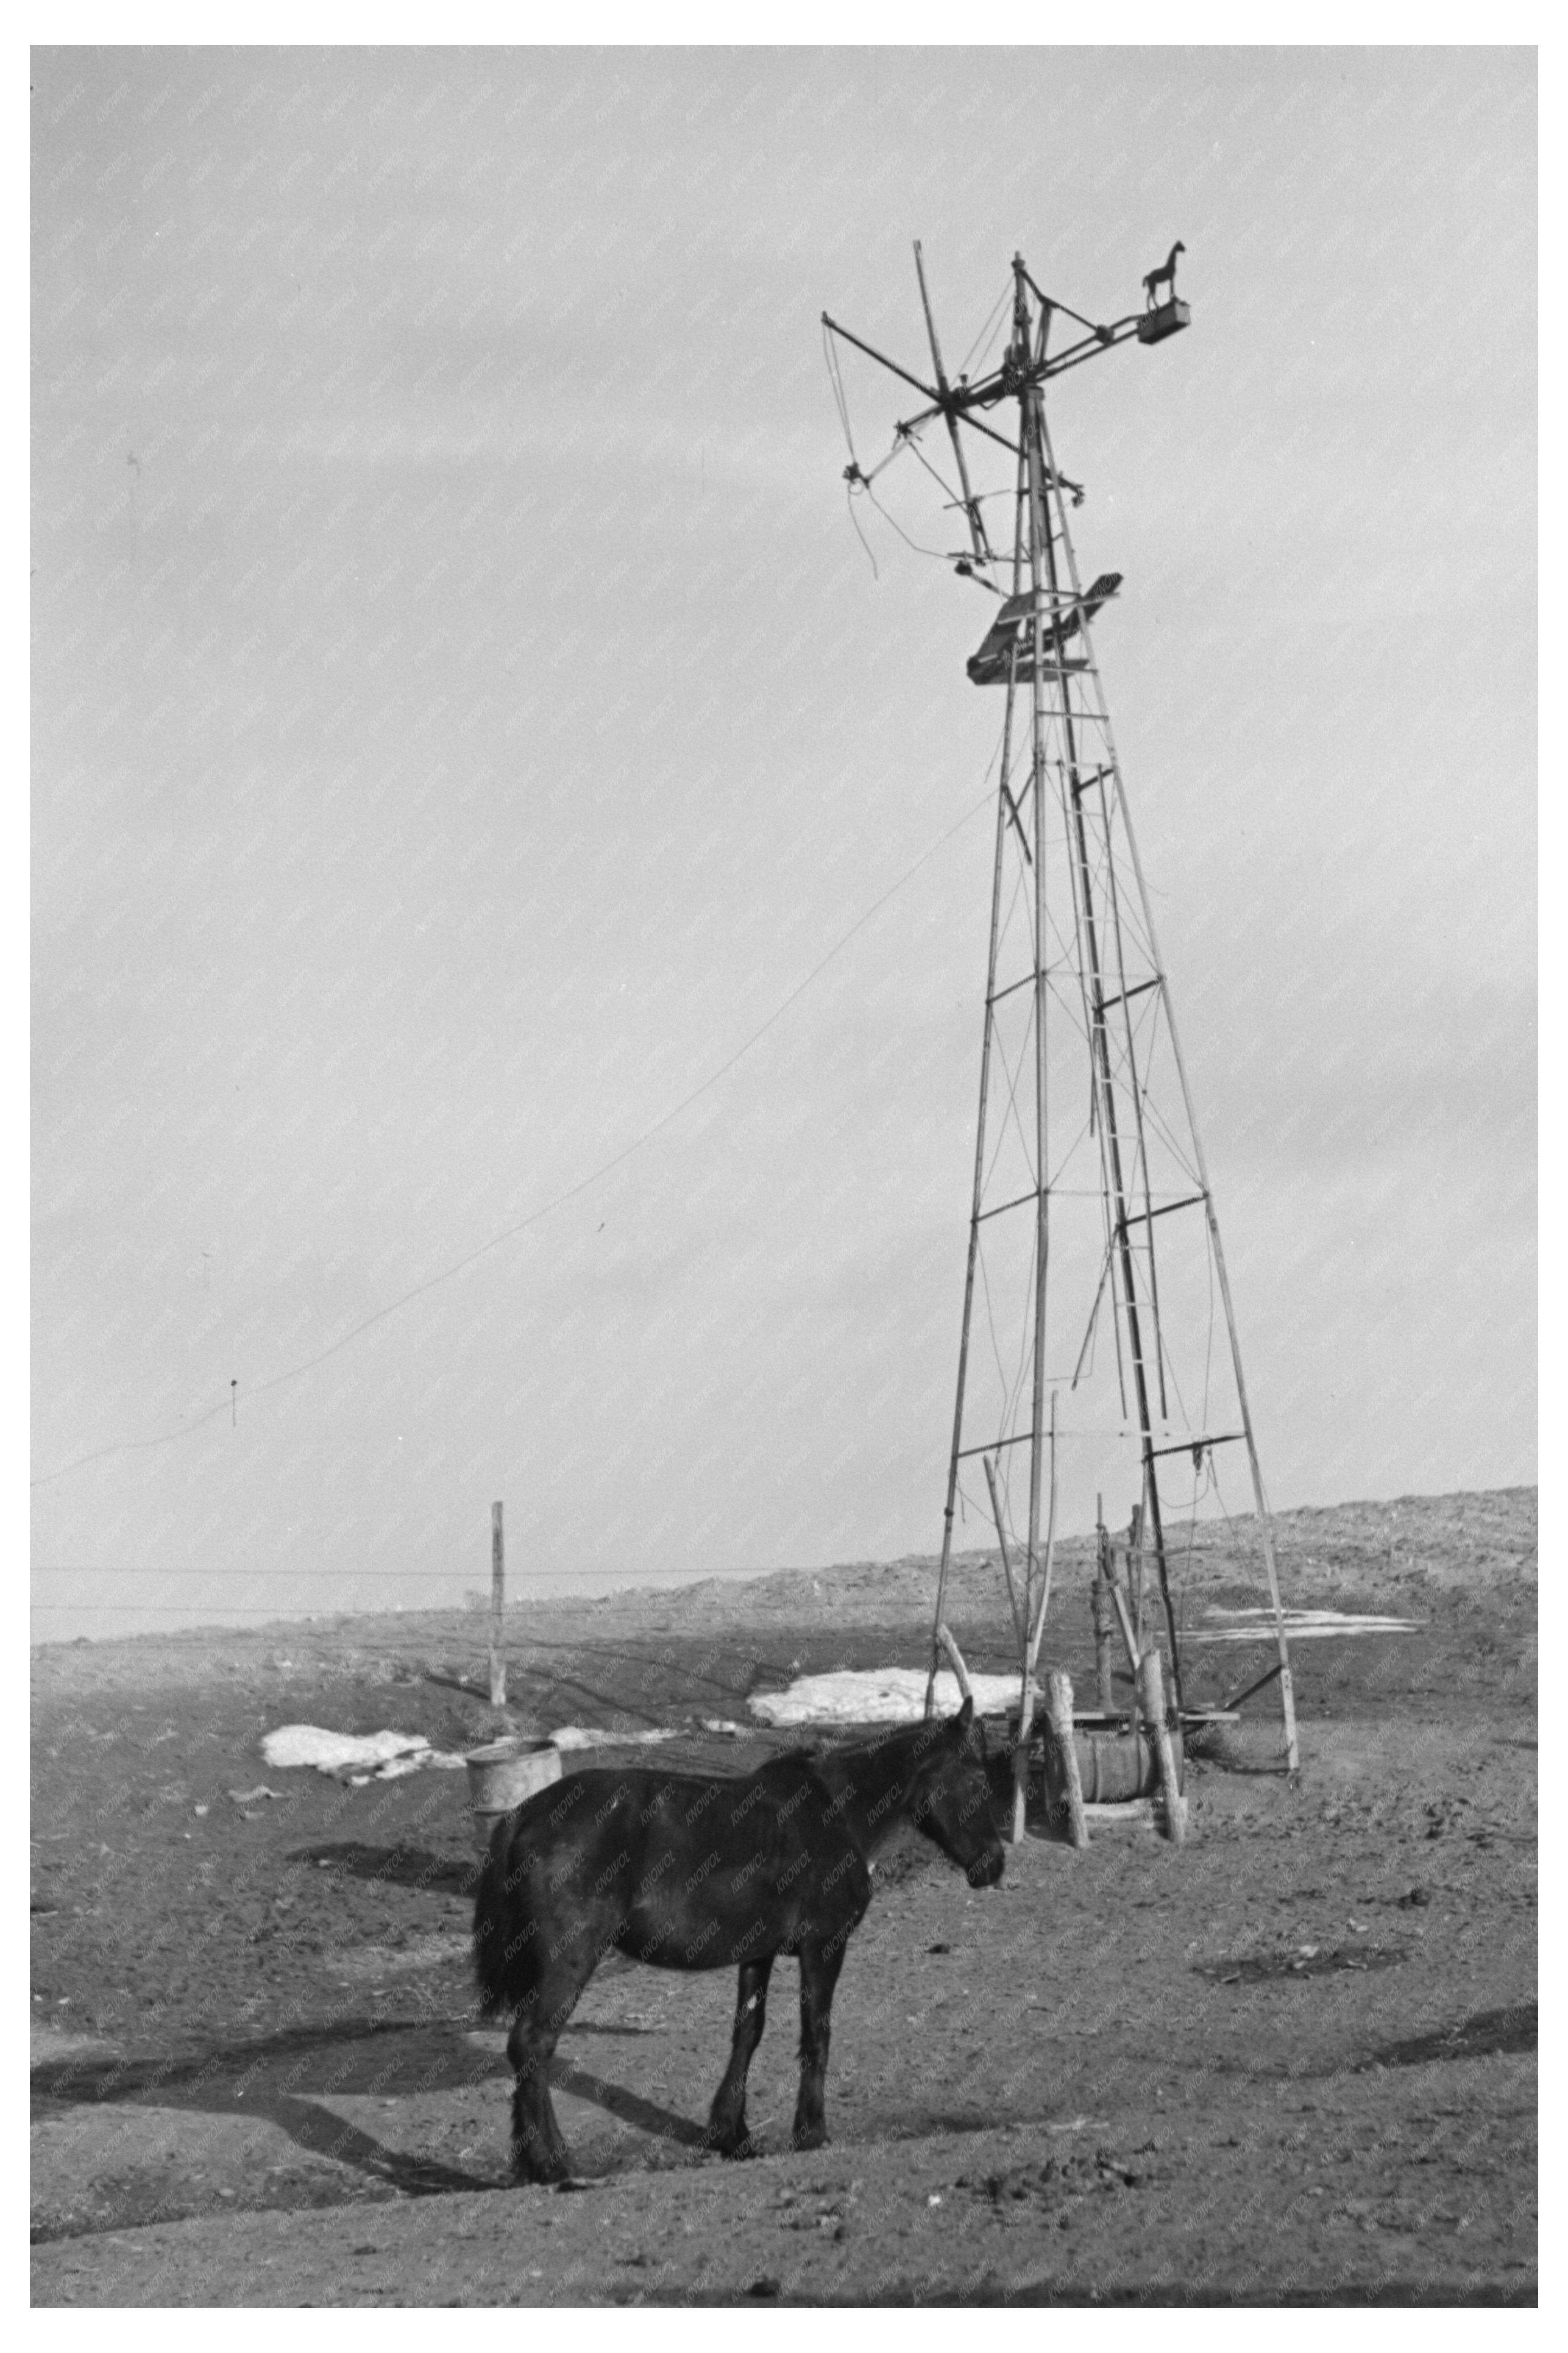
[30,1488,1536,2306]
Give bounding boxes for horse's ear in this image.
[953,1695,974,1733]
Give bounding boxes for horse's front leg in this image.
[706,1956,774,2157]
[791,1934,850,2152]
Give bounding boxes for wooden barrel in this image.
[1071,1729,1161,1805]
[466,1737,562,1853]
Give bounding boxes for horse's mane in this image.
[797,1710,973,1769]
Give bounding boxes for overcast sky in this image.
[31,47,1536,1642]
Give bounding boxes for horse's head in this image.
[909,1698,1006,1889]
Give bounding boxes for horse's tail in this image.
[472,1828,529,2019]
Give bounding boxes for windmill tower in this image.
[822,247,1298,1824]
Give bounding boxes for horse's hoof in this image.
[789,2124,828,2153]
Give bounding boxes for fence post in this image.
[489,1502,506,1709]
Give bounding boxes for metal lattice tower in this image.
[823,246,1298,1788]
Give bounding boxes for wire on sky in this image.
[34,765,1002,1491]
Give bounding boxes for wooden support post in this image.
[1137,1646,1187,1845]
[1043,1667,1088,1849]
[935,1623,973,1706]
[1091,1573,1116,1711]
[1092,1508,1115,1712]
[1104,1555,1142,1680]
[981,1454,1025,1650]
[1010,1689,1033,1845]
[1010,1392,1060,1845]
[1100,1550,1144,1744]
[489,1501,506,1710]
[1128,1501,1144,1650]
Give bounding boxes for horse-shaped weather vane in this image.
[1142,240,1186,310]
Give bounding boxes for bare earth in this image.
[30,1488,1536,2307]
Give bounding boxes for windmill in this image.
[821,246,1297,1839]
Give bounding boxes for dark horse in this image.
[474,1700,1005,2182]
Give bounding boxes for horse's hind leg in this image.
[791,1935,849,2152]
[506,1940,603,2184]
[706,1956,774,2157]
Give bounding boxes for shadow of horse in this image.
[30,2006,712,2229]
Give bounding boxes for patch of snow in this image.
[548,1725,677,1750]
[749,1669,1029,1727]
[261,1725,465,1780]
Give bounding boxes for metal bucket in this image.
[465,1737,562,1853]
